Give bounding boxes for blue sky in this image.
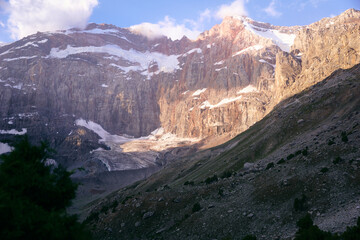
[0,0,359,43]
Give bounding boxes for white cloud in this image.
[130,16,201,41]
[5,0,98,40]
[215,0,248,19]
[0,21,4,28]
[264,0,282,17]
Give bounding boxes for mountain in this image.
[0,8,360,220]
[86,61,360,240]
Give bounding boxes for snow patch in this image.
[0,142,13,155]
[199,96,243,109]
[3,55,38,61]
[232,45,263,57]
[259,59,276,68]
[0,128,27,135]
[38,39,48,44]
[237,85,258,94]
[182,48,202,57]
[182,90,189,95]
[192,88,207,96]
[49,45,180,77]
[241,19,296,52]
[215,66,227,72]
[214,60,224,65]
[101,84,109,88]
[75,119,136,144]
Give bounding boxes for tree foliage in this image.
[0,137,91,240]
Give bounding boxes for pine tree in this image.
[0,136,91,240]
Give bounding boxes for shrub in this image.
[294,194,308,212]
[218,188,224,197]
[295,214,333,240]
[266,162,275,170]
[192,202,201,213]
[242,235,257,240]
[328,139,335,145]
[184,181,194,186]
[320,167,329,173]
[341,131,349,143]
[333,156,342,164]
[302,147,308,156]
[205,175,218,184]
[295,150,302,156]
[277,158,286,164]
[287,154,295,160]
[221,170,233,179]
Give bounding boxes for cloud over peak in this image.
[264,0,282,17]
[130,16,201,41]
[215,0,248,19]
[5,0,98,40]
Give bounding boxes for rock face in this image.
[0,9,360,180]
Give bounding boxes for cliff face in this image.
[0,9,360,167]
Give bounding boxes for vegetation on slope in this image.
[0,137,91,240]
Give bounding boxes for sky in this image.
[0,0,359,43]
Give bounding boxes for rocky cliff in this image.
[0,9,360,199]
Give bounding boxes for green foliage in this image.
[287,154,295,160]
[205,174,218,184]
[84,211,99,224]
[328,139,335,145]
[302,147,308,156]
[266,162,275,170]
[192,202,201,213]
[0,136,91,240]
[220,170,233,179]
[184,180,194,186]
[295,214,360,240]
[333,156,342,164]
[277,158,286,164]
[295,214,333,240]
[295,150,302,156]
[321,167,329,173]
[341,217,360,239]
[242,235,257,240]
[218,188,224,197]
[294,194,308,212]
[341,131,348,143]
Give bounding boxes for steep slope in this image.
[86,63,360,240]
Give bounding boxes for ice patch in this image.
[192,88,207,96]
[0,142,13,155]
[237,85,258,94]
[0,128,27,135]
